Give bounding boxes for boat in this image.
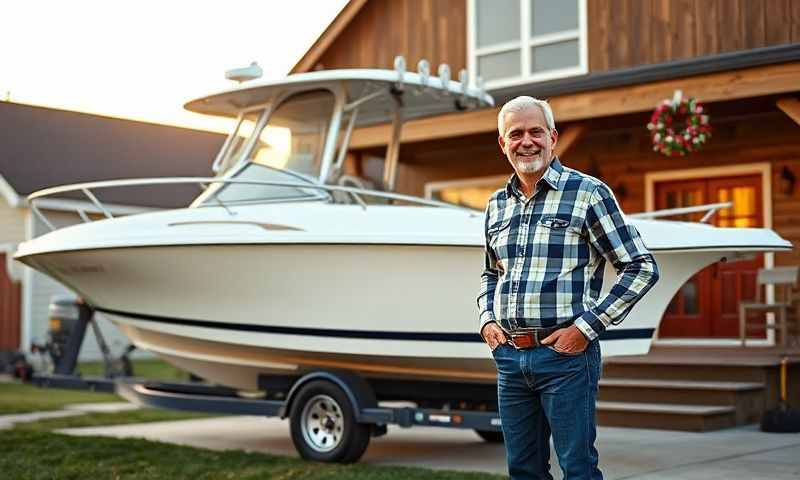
[14,61,792,391]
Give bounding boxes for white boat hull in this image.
[23,242,728,389]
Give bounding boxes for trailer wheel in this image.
[475,429,504,443]
[289,380,370,463]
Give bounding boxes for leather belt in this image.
[507,326,564,350]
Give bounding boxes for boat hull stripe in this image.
[96,307,654,342]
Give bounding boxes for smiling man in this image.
[477,96,659,480]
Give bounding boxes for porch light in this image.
[780,166,796,196]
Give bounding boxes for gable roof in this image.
[291,0,368,73]
[0,101,225,209]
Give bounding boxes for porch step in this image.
[602,362,773,383]
[596,401,737,432]
[599,378,763,391]
[597,378,765,426]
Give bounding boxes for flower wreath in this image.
[647,96,711,157]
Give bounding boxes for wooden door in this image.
[708,176,763,337]
[656,175,763,338]
[0,253,22,351]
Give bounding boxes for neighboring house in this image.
[293,0,800,346]
[0,101,225,360]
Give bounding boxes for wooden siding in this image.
[589,0,800,72]
[0,253,21,351]
[312,0,466,73]
[386,102,800,267]
[306,0,799,77]
[0,201,28,244]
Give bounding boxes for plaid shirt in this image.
[477,157,659,341]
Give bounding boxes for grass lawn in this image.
[1,400,501,479]
[0,358,191,414]
[1,360,504,479]
[77,357,190,381]
[0,382,120,414]
[0,429,502,480]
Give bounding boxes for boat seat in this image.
[739,266,800,347]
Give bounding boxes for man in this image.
[477,96,659,480]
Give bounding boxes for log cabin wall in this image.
[307,0,799,75]
[589,0,800,72]
[388,101,800,268]
[312,0,466,73]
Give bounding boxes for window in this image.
[469,0,587,89]
[424,175,509,210]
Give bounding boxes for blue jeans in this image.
[492,339,603,480]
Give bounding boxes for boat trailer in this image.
[30,300,503,463]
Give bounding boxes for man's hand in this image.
[541,325,588,354]
[481,322,507,350]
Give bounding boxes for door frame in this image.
[644,162,775,347]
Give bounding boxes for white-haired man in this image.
[478,96,659,479]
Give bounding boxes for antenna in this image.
[455,69,470,110]
[225,62,263,83]
[417,59,430,90]
[438,64,451,95]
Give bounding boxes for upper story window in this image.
[468,0,587,89]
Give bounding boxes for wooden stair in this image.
[596,379,763,431]
[594,348,800,432]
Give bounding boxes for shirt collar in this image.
[505,157,565,199]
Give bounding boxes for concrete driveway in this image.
[62,416,800,479]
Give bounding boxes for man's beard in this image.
[513,155,546,174]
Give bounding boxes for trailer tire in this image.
[475,429,504,443]
[289,380,370,463]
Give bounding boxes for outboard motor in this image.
[46,295,82,370]
[42,295,134,377]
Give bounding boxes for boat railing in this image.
[628,202,733,222]
[27,177,479,232]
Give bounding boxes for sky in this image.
[0,0,349,133]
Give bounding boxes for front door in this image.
[656,175,763,338]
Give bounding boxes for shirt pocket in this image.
[531,217,584,272]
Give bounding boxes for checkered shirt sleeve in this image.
[477,201,499,334]
[573,184,660,341]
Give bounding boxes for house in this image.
[290,0,800,430]
[0,101,225,360]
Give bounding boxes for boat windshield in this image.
[195,90,335,206]
[251,89,334,177]
[197,162,326,206]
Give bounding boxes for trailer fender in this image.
[280,369,378,423]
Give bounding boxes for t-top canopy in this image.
[184,68,495,127]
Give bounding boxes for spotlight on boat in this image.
[225,62,263,83]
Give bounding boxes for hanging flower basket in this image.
[647,96,711,157]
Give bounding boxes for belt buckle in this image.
[510,333,535,349]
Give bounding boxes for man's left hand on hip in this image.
[541,325,589,354]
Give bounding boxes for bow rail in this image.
[628,202,733,222]
[28,177,478,232]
